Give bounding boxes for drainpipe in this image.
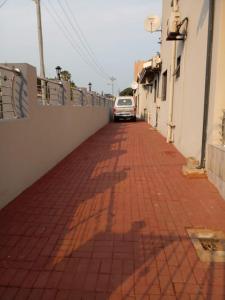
[199,0,215,168]
[167,40,177,142]
[167,0,178,143]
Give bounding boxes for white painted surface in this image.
[135,0,225,199]
[159,0,209,160]
[207,0,225,146]
[0,64,111,209]
[208,145,225,199]
[206,0,225,200]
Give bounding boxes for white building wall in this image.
[158,0,172,138]
[136,85,148,119]
[207,0,225,200]
[136,74,160,126]
[159,0,209,160]
[207,0,225,146]
[148,78,160,128]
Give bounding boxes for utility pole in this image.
[109,76,116,97]
[33,0,46,78]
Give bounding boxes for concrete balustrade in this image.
[0,63,112,209]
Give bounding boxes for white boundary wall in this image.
[0,64,111,209]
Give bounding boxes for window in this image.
[175,56,181,79]
[117,99,132,106]
[162,70,167,101]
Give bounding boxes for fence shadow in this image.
[0,122,224,300]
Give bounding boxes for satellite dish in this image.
[131,82,138,90]
[144,15,161,33]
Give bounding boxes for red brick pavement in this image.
[0,121,225,300]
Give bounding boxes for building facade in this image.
[135,0,225,199]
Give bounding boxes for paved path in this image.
[0,121,225,300]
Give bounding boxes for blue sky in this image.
[0,0,162,94]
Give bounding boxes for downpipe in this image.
[198,0,215,169]
[167,0,178,143]
[167,40,177,143]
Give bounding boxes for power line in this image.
[55,0,110,80]
[63,0,111,79]
[45,0,109,80]
[43,1,109,80]
[0,0,9,8]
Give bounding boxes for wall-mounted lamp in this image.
[55,66,62,80]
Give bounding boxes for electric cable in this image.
[43,1,109,80]
[55,0,110,80]
[0,0,9,8]
[62,0,111,79]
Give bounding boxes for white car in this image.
[113,96,136,122]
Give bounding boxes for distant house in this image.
[134,55,161,123]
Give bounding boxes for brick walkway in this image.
[0,121,225,300]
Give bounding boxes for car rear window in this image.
[117,99,133,106]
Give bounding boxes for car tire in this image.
[114,116,118,122]
[133,117,136,122]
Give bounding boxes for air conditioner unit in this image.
[143,60,152,69]
[166,11,181,40]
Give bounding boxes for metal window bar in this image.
[90,94,94,106]
[71,88,84,106]
[0,65,21,120]
[86,93,93,106]
[102,96,105,106]
[71,88,111,108]
[95,94,99,106]
[100,96,104,106]
[37,77,63,106]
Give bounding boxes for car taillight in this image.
[113,108,117,113]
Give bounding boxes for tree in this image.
[60,70,76,88]
[60,70,71,81]
[70,81,76,88]
[119,87,133,96]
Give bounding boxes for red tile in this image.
[0,269,17,286]
[41,289,57,300]
[55,290,70,300]
[58,273,75,290]
[1,122,225,298]
[122,275,135,296]
[100,260,112,274]
[0,287,6,298]
[88,259,101,274]
[14,288,31,300]
[9,269,29,287]
[109,274,122,293]
[46,271,62,289]
[0,287,18,300]
[158,276,175,296]
[96,274,110,292]
[33,271,50,288]
[28,289,44,300]
[21,271,40,288]
[84,273,98,291]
